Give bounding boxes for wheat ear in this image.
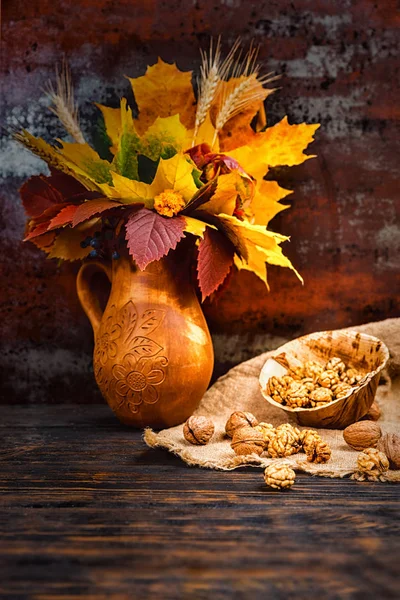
[45,59,85,144]
[13,129,77,177]
[192,37,240,146]
[212,44,279,147]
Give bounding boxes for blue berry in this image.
[89,249,98,258]
[80,240,88,248]
[90,238,101,249]
[112,251,120,260]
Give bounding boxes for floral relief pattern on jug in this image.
[94,300,168,415]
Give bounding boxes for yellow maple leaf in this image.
[217,213,302,286]
[183,216,217,238]
[229,116,320,179]
[99,172,154,206]
[150,153,199,202]
[234,247,270,289]
[128,58,196,135]
[247,180,292,226]
[201,172,240,216]
[193,112,219,151]
[58,141,113,185]
[95,103,121,154]
[143,115,192,153]
[47,219,100,261]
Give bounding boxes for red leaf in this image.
[48,205,79,230]
[48,168,88,197]
[20,169,100,219]
[30,231,56,251]
[72,198,124,227]
[24,221,52,241]
[197,227,235,301]
[20,175,64,218]
[125,208,185,270]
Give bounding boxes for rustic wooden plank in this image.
[0,405,399,599]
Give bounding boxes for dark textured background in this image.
[1,0,399,403]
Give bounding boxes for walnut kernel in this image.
[300,429,322,453]
[310,387,333,403]
[326,356,346,374]
[264,464,296,490]
[254,422,276,449]
[306,439,331,464]
[352,447,389,481]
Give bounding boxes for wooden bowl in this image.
[259,330,389,429]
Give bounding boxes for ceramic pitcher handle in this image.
[76,261,112,336]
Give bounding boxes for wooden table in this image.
[1,405,399,599]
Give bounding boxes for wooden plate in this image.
[259,330,389,429]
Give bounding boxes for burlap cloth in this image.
[144,319,400,482]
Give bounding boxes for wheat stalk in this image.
[192,37,240,146]
[212,44,280,147]
[45,59,85,144]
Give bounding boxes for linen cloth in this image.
[144,319,400,482]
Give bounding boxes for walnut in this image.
[317,370,339,388]
[326,356,346,374]
[302,378,316,392]
[306,439,331,464]
[276,423,301,443]
[225,411,258,438]
[361,402,381,422]
[332,382,352,399]
[351,447,389,481]
[287,395,312,408]
[183,416,214,445]
[310,387,333,403]
[271,393,284,405]
[266,376,286,397]
[343,421,382,451]
[343,368,363,385]
[304,360,324,381]
[286,381,302,395]
[300,429,322,453]
[282,375,295,386]
[264,463,296,490]
[377,433,400,470]
[268,428,301,458]
[231,426,265,456]
[289,365,305,380]
[254,422,276,449]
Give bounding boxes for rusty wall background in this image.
[1,0,399,403]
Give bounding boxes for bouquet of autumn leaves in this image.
[16,42,319,300]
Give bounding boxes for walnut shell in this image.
[231,426,265,456]
[183,416,214,445]
[343,421,382,451]
[377,433,400,470]
[225,411,258,438]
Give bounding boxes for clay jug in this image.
[76,242,214,428]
